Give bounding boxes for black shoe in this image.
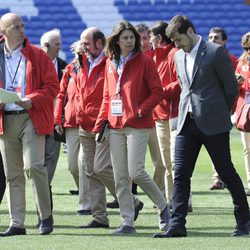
[231,221,250,236]
[107,199,119,209]
[79,220,109,229]
[153,227,187,238]
[134,201,144,221]
[132,182,138,195]
[69,190,79,195]
[112,225,136,235]
[39,215,53,235]
[76,209,92,216]
[0,226,26,237]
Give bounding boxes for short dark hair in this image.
[93,30,106,47]
[105,20,141,60]
[135,23,149,34]
[166,15,196,38]
[149,21,171,44]
[208,27,227,41]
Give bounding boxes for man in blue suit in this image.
[153,15,250,238]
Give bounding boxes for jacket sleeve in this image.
[138,58,163,116]
[214,46,238,110]
[26,50,60,108]
[93,65,109,132]
[54,70,70,125]
[163,48,180,101]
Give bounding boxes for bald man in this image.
[76,27,143,228]
[0,13,59,236]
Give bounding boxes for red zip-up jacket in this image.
[54,62,79,128]
[234,60,250,115]
[0,38,59,135]
[94,52,163,132]
[147,44,179,121]
[76,53,107,132]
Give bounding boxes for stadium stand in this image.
[0,0,248,62]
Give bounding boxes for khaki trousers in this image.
[109,127,167,227]
[44,133,61,184]
[65,128,91,210]
[240,131,250,189]
[148,127,166,194]
[79,129,116,225]
[155,120,173,204]
[0,113,51,228]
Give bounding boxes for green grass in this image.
[0,128,250,249]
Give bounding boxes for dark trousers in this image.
[0,153,6,203]
[170,116,249,229]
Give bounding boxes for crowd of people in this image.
[0,12,249,238]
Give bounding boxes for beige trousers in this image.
[0,113,51,228]
[240,131,250,189]
[148,127,166,194]
[79,129,116,225]
[109,127,167,227]
[65,128,91,210]
[155,120,173,204]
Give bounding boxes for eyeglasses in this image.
[243,47,250,51]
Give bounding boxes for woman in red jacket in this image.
[94,20,169,235]
[54,41,91,214]
[234,32,250,196]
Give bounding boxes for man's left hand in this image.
[15,97,32,110]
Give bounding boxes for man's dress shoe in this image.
[79,220,109,228]
[231,220,250,236]
[39,215,53,235]
[0,226,26,237]
[106,199,119,209]
[153,227,187,238]
[134,201,144,221]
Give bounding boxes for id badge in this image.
[245,91,250,104]
[111,99,122,116]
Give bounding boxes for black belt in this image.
[4,110,28,115]
[187,112,194,119]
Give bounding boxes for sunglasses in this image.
[243,47,250,51]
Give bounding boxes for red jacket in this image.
[94,52,163,131]
[229,52,238,70]
[76,54,107,132]
[54,63,79,128]
[0,38,59,135]
[148,44,180,120]
[234,60,250,115]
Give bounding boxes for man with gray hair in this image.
[39,28,67,224]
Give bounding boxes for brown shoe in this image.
[210,181,225,190]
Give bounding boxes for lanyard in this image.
[116,53,133,95]
[6,55,23,86]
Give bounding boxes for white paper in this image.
[0,88,21,103]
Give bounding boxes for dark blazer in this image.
[174,39,238,136]
[57,57,67,82]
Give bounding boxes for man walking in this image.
[153,15,250,238]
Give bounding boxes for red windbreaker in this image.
[0,38,59,135]
[54,63,79,128]
[76,54,107,132]
[94,52,163,132]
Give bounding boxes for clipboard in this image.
[0,89,21,103]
